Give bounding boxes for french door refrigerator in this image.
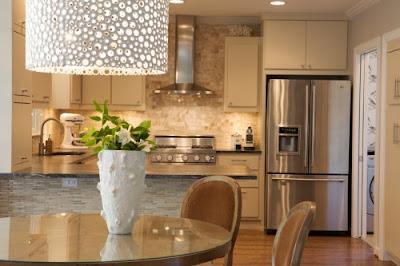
[267,79,351,232]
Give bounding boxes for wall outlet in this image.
[62,178,78,188]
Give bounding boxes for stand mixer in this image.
[60,113,88,150]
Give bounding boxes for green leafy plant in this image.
[82,99,156,154]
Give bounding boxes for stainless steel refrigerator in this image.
[267,79,351,232]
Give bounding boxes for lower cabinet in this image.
[217,153,262,223]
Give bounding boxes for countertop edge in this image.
[0,173,257,180]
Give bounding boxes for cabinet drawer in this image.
[241,187,259,218]
[217,154,259,170]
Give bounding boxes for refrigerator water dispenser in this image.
[278,126,299,154]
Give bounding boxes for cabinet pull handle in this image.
[229,102,233,106]
[43,96,50,99]
[308,65,312,69]
[22,89,28,93]
[395,79,400,99]
[394,123,399,144]
[242,190,248,194]
[232,159,246,162]
[301,65,305,69]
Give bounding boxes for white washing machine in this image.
[367,154,375,233]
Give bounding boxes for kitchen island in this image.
[0,152,257,220]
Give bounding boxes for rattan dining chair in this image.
[272,201,317,266]
[181,175,242,266]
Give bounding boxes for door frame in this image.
[351,37,381,249]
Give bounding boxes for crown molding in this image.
[169,15,261,25]
[261,13,348,21]
[346,0,381,19]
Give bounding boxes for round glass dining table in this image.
[0,214,232,265]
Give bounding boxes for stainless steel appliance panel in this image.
[267,79,310,174]
[267,174,348,231]
[310,80,351,174]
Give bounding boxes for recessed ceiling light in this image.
[270,1,286,6]
[170,0,184,3]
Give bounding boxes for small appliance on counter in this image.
[230,133,242,150]
[244,127,255,150]
[60,113,88,150]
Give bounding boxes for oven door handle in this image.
[271,177,346,183]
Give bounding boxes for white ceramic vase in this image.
[97,150,146,234]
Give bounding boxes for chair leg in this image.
[224,250,233,266]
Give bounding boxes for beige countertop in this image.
[5,150,257,180]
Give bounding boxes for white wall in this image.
[0,0,13,173]
[350,0,400,61]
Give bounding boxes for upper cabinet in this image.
[32,73,52,103]
[387,39,400,105]
[82,76,111,105]
[52,75,82,109]
[111,76,146,111]
[12,32,32,96]
[264,20,348,70]
[224,37,261,112]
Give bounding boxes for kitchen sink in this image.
[43,151,87,156]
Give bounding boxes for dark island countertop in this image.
[1,150,257,180]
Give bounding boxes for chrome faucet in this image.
[39,118,64,155]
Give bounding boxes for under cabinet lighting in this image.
[270,1,286,5]
[25,0,170,76]
[170,0,185,3]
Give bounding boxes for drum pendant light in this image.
[25,0,169,75]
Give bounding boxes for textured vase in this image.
[97,150,146,234]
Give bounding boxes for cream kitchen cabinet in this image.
[386,39,400,105]
[111,76,146,111]
[217,153,261,220]
[264,20,348,70]
[82,76,111,105]
[32,73,52,103]
[12,32,32,97]
[52,75,82,109]
[12,95,32,171]
[224,37,261,112]
[384,105,400,259]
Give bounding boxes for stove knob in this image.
[205,155,211,162]
[155,154,162,161]
[182,155,189,162]
[167,154,174,161]
[194,155,200,162]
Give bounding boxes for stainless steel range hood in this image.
[154,16,214,95]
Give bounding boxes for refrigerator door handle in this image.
[311,85,316,167]
[304,85,309,168]
[271,177,346,183]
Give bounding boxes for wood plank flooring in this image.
[213,230,395,265]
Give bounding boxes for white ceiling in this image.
[169,0,365,17]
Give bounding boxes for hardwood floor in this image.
[213,230,395,265]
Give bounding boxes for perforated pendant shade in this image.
[26,0,169,75]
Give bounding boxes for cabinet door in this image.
[12,100,32,167]
[385,105,400,258]
[12,32,32,96]
[306,21,348,70]
[70,76,82,104]
[241,188,259,218]
[82,76,111,104]
[224,37,260,111]
[111,76,145,106]
[264,21,306,69]
[32,73,52,103]
[387,48,400,105]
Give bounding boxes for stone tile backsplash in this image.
[45,22,261,150]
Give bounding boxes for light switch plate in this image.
[62,178,78,188]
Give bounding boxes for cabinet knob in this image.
[301,65,305,69]
[229,102,232,106]
[308,65,312,69]
[137,101,141,104]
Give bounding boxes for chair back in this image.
[181,176,242,266]
[272,201,316,266]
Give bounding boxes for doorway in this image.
[352,37,381,254]
[359,49,377,246]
